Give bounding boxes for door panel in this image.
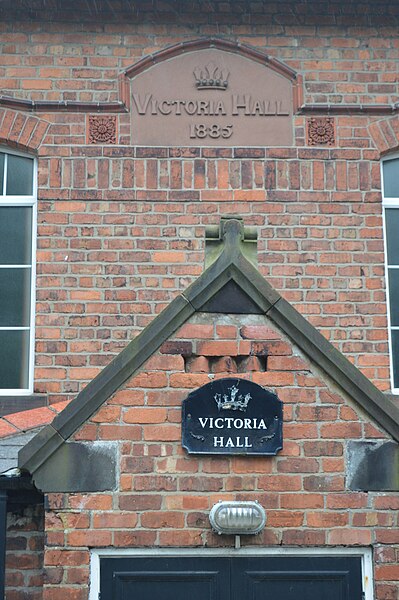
[100,555,363,600]
[232,557,362,600]
[100,557,230,600]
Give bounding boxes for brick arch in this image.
[368,115,399,155]
[0,109,50,153]
[124,37,298,82]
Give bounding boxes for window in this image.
[0,150,36,394]
[382,155,399,392]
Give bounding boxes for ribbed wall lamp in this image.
[209,501,266,548]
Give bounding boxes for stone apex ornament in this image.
[205,216,258,268]
[88,114,117,144]
[307,116,335,146]
[193,61,230,90]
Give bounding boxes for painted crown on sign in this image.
[214,384,251,411]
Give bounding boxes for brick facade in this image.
[0,1,398,401]
[0,1,398,599]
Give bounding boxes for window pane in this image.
[6,154,34,195]
[0,330,30,389]
[0,268,31,327]
[0,207,32,265]
[0,154,4,194]
[385,209,399,265]
[388,269,399,326]
[391,330,399,389]
[383,158,399,198]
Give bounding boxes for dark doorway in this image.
[100,555,363,600]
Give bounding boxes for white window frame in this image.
[381,152,399,394]
[0,148,37,395]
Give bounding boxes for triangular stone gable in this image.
[32,310,395,495]
[19,219,399,488]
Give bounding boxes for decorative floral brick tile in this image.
[307,117,335,146]
[87,115,117,144]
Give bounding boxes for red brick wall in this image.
[38,314,398,599]
[30,138,393,401]
[6,503,44,600]
[0,1,398,401]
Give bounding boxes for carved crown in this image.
[193,61,229,90]
[214,384,251,411]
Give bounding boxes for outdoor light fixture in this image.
[209,501,266,537]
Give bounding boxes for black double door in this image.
[100,555,363,600]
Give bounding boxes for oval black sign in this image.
[182,378,283,456]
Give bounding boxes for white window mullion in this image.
[28,201,37,394]
[0,149,36,395]
[382,154,399,393]
[3,153,7,196]
[0,328,30,331]
[0,265,32,269]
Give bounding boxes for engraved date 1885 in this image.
[189,124,233,139]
